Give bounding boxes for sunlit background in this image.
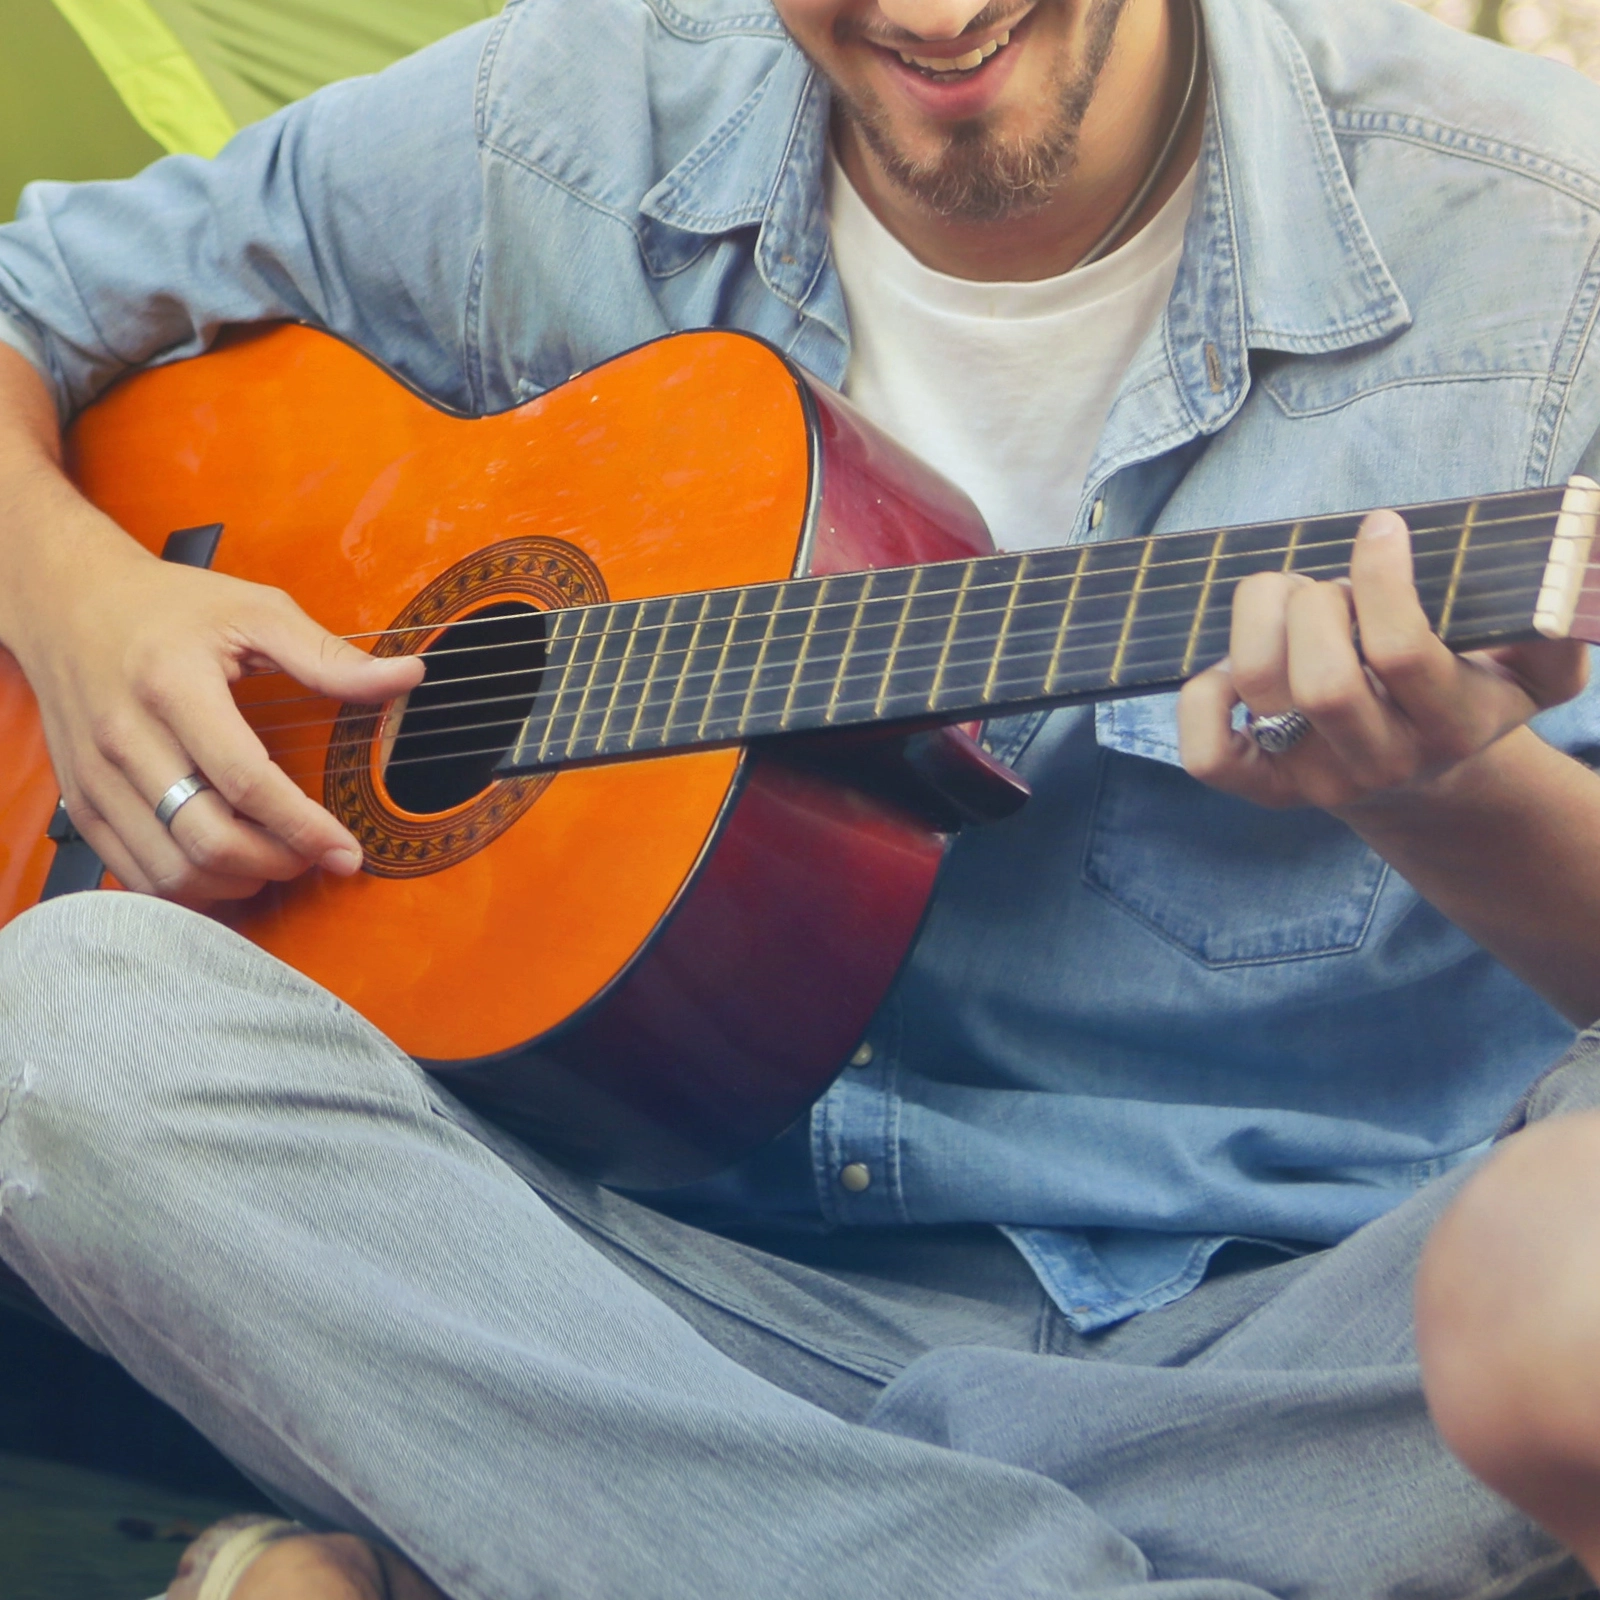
[1409,0,1600,78]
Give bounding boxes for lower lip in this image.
[876,26,1029,121]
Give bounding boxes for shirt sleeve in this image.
[0,19,491,421]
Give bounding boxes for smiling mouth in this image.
[894,28,1014,81]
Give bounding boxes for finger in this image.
[1346,510,1464,717]
[65,769,269,906]
[1229,571,1307,714]
[1283,579,1408,786]
[161,673,367,874]
[241,591,424,704]
[96,661,355,878]
[1177,659,1245,780]
[1178,659,1301,807]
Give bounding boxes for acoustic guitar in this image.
[0,324,1594,1187]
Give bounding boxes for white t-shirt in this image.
[827,154,1196,552]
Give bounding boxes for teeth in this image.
[898,30,1009,75]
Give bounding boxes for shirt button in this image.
[839,1163,872,1193]
[850,1042,875,1068]
[1090,498,1106,530]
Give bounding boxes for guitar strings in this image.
[280,586,1577,787]
[263,582,1561,784]
[285,499,1571,658]
[251,548,1560,767]
[239,534,1559,752]
[259,552,1557,767]
[237,514,1568,733]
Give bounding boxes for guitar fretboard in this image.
[496,487,1566,774]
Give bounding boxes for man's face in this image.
[773,0,1133,221]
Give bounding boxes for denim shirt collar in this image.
[637,0,1411,417]
[637,40,847,346]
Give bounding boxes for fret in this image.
[594,599,649,750]
[741,580,829,732]
[624,593,688,751]
[1043,545,1092,694]
[926,562,977,710]
[981,556,1030,704]
[639,591,718,748]
[1107,539,1156,688]
[1280,520,1305,573]
[924,554,1018,714]
[1435,500,1479,639]
[976,547,1085,703]
[824,572,877,725]
[870,562,980,722]
[533,604,604,765]
[1182,528,1228,676]
[1042,540,1154,696]
[873,566,927,718]
[810,564,918,727]
[776,577,831,731]
[733,582,791,733]
[659,590,719,743]
[787,572,870,728]
[695,586,757,741]
[1110,527,1229,686]
[564,600,634,760]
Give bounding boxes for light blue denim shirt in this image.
[6,0,1600,1329]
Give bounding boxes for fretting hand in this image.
[1177,509,1590,814]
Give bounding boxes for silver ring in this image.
[154,773,211,829]
[1245,709,1313,755]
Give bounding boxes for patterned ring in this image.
[1245,709,1313,755]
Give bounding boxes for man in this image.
[2,0,1600,1595]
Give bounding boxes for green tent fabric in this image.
[2,0,504,220]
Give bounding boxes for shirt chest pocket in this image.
[1083,697,1389,966]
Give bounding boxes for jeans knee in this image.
[0,892,261,1138]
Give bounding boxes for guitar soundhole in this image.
[384,601,547,815]
[325,535,605,879]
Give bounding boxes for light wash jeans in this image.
[0,892,1588,1600]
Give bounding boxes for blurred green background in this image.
[1,0,503,220]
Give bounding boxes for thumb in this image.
[245,596,426,703]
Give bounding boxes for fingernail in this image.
[322,846,363,874]
[1359,510,1402,539]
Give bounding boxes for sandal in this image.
[165,1515,309,1600]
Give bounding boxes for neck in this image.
[495,487,1582,778]
[834,0,1204,281]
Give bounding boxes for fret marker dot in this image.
[850,1042,875,1068]
[839,1163,872,1193]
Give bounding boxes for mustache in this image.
[838,2,1037,49]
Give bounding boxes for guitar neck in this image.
[500,481,1600,775]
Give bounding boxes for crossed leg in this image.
[0,891,1585,1599]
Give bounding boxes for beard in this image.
[822,0,1133,222]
